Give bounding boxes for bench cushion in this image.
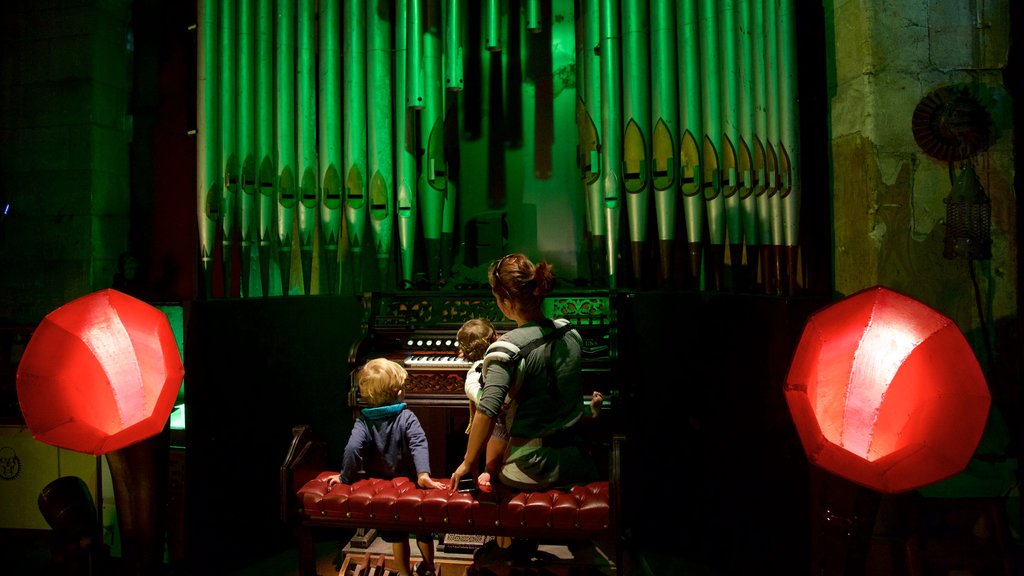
[296,473,610,538]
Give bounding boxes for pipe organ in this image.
[196,0,803,298]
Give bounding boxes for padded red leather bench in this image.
[280,425,623,576]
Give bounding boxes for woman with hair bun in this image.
[449,253,598,493]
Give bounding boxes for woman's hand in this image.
[326,474,341,487]
[449,460,473,493]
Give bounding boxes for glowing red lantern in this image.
[16,289,184,456]
[785,285,990,494]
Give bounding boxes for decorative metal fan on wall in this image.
[912,84,994,162]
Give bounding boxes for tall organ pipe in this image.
[621,0,651,288]
[407,0,425,108]
[220,0,238,296]
[197,0,219,299]
[778,0,800,293]
[275,0,297,295]
[438,0,458,282]
[677,0,705,288]
[434,0,458,282]
[529,7,553,179]
[256,0,274,296]
[698,0,724,290]
[599,0,623,288]
[441,96,458,283]
[296,0,319,294]
[575,1,606,282]
[237,0,255,297]
[650,0,680,286]
[484,0,502,51]
[368,0,395,288]
[719,0,744,286]
[342,0,367,293]
[320,0,343,295]
[395,0,418,286]
[764,0,782,293]
[737,0,759,286]
[752,0,772,290]
[525,0,541,32]
[420,0,447,285]
[445,0,464,91]
[504,3,523,148]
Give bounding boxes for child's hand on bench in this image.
[417,472,446,490]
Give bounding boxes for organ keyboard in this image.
[403,354,474,369]
[348,290,616,399]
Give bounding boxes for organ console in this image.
[347,290,618,474]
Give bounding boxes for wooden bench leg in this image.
[297,525,316,576]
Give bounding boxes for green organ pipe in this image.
[296,0,318,294]
[256,0,274,296]
[442,0,461,283]
[485,0,501,51]
[238,0,255,297]
[698,0,725,269]
[436,0,456,280]
[719,0,744,265]
[342,0,367,293]
[752,0,772,256]
[407,0,425,108]
[765,0,778,291]
[678,0,705,285]
[197,0,219,299]
[275,0,296,295]
[368,0,395,288]
[765,0,782,251]
[621,0,651,286]
[737,0,759,261]
[525,0,541,32]
[575,0,606,282]
[650,0,680,284]
[433,0,456,282]
[779,0,800,290]
[395,0,418,286]
[445,0,464,91]
[421,0,447,284]
[599,0,623,288]
[220,0,237,295]
[763,0,782,293]
[320,0,344,295]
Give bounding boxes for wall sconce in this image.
[943,161,991,260]
[911,83,996,261]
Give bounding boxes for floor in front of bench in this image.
[226,534,616,576]
[337,534,616,576]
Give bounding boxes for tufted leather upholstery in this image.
[297,474,611,538]
[281,425,621,576]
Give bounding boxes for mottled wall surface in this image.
[828,0,1016,360]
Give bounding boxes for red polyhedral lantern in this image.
[785,285,990,494]
[16,289,185,456]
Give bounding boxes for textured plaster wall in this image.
[828,0,1016,360]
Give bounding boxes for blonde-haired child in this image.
[328,358,443,576]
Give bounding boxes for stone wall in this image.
[0,0,133,324]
